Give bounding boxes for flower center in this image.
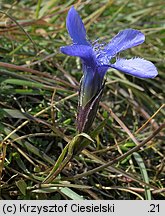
[92,39,110,65]
[93,39,106,52]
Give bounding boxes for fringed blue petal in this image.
[60,45,95,67]
[111,58,158,78]
[99,29,145,64]
[66,6,89,45]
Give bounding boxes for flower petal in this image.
[103,29,145,59]
[60,45,94,64]
[97,65,109,78]
[111,58,158,78]
[66,6,89,45]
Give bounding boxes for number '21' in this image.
[149,204,159,212]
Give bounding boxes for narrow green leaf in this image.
[16,179,27,196]
[133,152,152,200]
[0,109,27,119]
[60,187,85,200]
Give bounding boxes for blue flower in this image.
[60,6,158,132]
